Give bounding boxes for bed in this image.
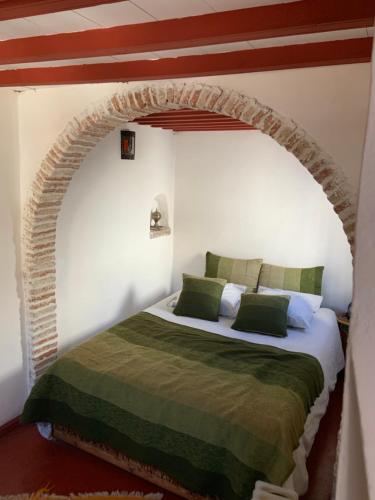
[22,293,345,500]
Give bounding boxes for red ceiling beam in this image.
[0,0,127,21]
[134,118,249,124]
[133,110,255,130]
[137,110,217,115]
[134,112,225,121]
[170,128,254,131]
[145,122,252,127]
[146,122,253,128]
[0,38,371,87]
[135,118,225,123]
[152,123,253,128]
[0,0,374,64]
[170,127,254,131]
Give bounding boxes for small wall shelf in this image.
[150,226,171,239]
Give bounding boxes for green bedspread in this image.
[22,311,324,500]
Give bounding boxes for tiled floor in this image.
[0,375,343,499]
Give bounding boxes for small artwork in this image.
[121,130,135,160]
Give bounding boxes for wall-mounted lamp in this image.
[121,130,135,160]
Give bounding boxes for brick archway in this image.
[23,82,356,385]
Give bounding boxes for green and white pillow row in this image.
[173,251,324,338]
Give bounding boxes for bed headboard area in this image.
[172,132,352,313]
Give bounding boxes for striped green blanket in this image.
[22,311,324,500]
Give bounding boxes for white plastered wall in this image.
[55,123,175,351]
[19,63,371,200]
[173,131,353,312]
[336,36,375,500]
[0,90,25,425]
[193,64,370,195]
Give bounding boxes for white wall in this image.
[336,35,375,500]
[185,64,370,195]
[19,63,370,199]
[0,90,25,425]
[173,131,352,312]
[18,87,176,352]
[56,124,175,350]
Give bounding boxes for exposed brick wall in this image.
[22,82,356,386]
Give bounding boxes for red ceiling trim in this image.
[146,123,255,129]
[134,118,251,124]
[136,109,217,115]
[144,121,253,127]
[169,126,254,129]
[0,0,374,64]
[134,112,225,121]
[0,38,371,87]
[0,0,128,21]
[155,124,254,128]
[133,109,255,131]
[170,127,254,131]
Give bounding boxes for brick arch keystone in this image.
[23,82,356,386]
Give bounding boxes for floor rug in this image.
[0,491,163,500]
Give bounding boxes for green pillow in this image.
[258,263,324,295]
[205,251,263,292]
[232,293,290,337]
[174,274,226,321]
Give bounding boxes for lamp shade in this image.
[121,130,135,159]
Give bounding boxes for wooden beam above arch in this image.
[130,108,255,132]
[0,38,371,87]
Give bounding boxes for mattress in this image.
[146,293,345,494]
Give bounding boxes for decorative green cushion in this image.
[232,293,290,337]
[205,251,263,292]
[258,263,324,295]
[174,274,227,321]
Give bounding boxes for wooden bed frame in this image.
[53,425,209,500]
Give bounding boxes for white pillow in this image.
[220,283,247,318]
[257,286,323,329]
[167,294,179,308]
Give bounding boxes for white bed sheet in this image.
[146,293,345,495]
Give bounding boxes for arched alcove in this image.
[23,82,356,386]
[150,193,171,238]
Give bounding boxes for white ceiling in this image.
[0,0,301,40]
